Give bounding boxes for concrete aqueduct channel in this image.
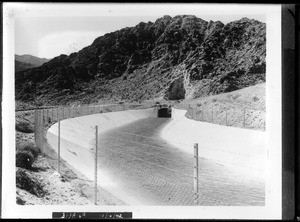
[46,106,265,206]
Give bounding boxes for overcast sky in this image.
[13,3,267,59]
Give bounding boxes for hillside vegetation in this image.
[15,15,265,106]
[15,54,50,72]
[176,83,265,130]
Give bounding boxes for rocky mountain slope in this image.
[15,54,50,66]
[15,60,35,73]
[15,54,50,72]
[15,15,266,106]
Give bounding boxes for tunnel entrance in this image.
[165,77,186,100]
[157,105,172,118]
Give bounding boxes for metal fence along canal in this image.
[28,101,265,206]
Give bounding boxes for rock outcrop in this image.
[15,15,266,105]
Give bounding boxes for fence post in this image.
[47,108,49,123]
[58,119,61,174]
[42,108,44,123]
[69,106,71,118]
[225,109,228,126]
[34,109,44,152]
[51,108,54,123]
[62,106,65,120]
[194,143,199,205]
[34,109,38,145]
[94,125,99,205]
[243,108,246,128]
[211,106,214,123]
[45,109,48,123]
[264,112,266,130]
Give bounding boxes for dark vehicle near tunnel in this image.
[157,104,172,118]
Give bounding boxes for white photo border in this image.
[2,3,282,219]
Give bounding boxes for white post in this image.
[47,108,49,123]
[211,106,214,123]
[34,109,38,145]
[45,108,48,123]
[94,125,98,205]
[58,119,61,174]
[243,108,246,128]
[52,108,54,122]
[62,106,64,119]
[194,143,199,205]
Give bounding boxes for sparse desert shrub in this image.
[196,110,202,115]
[16,121,34,133]
[16,168,47,197]
[20,142,41,159]
[232,94,240,100]
[253,96,259,102]
[16,149,35,169]
[16,196,26,205]
[104,108,112,112]
[16,142,40,169]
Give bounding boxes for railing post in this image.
[62,106,65,120]
[194,143,199,205]
[51,108,54,123]
[225,109,228,126]
[58,119,61,174]
[264,111,266,130]
[94,125,98,205]
[34,109,43,152]
[45,108,48,123]
[211,106,214,123]
[243,108,246,128]
[34,109,38,145]
[42,108,44,123]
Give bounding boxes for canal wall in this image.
[161,108,266,173]
[47,107,265,182]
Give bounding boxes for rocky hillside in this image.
[15,54,50,72]
[15,54,50,66]
[15,15,266,106]
[15,60,35,73]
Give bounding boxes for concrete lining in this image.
[46,107,265,191]
[46,108,157,183]
[161,108,266,175]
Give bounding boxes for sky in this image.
[13,3,267,59]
